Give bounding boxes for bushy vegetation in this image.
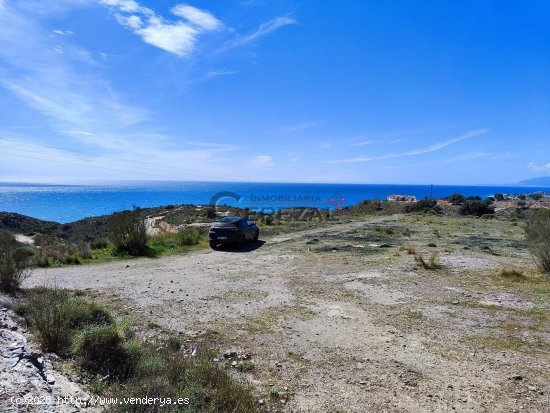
[176,226,202,246]
[108,208,149,256]
[459,200,494,217]
[72,325,141,380]
[525,209,550,274]
[0,231,33,293]
[405,199,442,214]
[21,288,258,412]
[33,234,92,267]
[90,237,110,250]
[414,252,441,270]
[26,288,112,355]
[446,193,465,205]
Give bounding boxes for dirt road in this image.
[25,215,550,412]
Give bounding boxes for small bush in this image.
[111,348,259,413]
[459,200,494,217]
[27,288,113,355]
[446,193,465,205]
[405,199,441,214]
[91,238,110,250]
[525,209,550,274]
[0,232,32,293]
[415,252,441,270]
[176,226,201,246]
[108,208,148,256]
[403,245,417,254]
[498,267,525,279]
[72,325,140,379]
[205,207,217,219]
[263,215,274,225]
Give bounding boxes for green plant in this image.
[498,267,525,279]
[90,238,110,249]
[446,193,466,205]
[72,325,141,379]
[27,288,113,355]
[525,209,550,274]
[107,208,149,256]
[459,200,495,217]
[176,226,201,246]
[0,232,33,293]
[111,348,259,412]
[414,252,441,270]
[405,199,441,214]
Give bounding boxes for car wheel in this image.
[209,241,218,250]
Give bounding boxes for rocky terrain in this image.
[0,300,98,412]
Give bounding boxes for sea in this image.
[0,181,548,223]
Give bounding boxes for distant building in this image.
[387,194,417,202]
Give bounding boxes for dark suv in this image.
[208,216,259,249]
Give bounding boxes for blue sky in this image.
[0,0,549,184]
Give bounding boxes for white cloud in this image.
[171,4,222,31]
[136,20,199,56]
[205,69,237,79]
[53,29,74,35]
[241,16,295,43]
[101,0,221,57]
[327,129,489,164]
[250,155,274,168]
[528,162,550,173]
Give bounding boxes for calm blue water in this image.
[0,181,548,223]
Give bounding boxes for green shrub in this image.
[112,348,258,413]
[446,193,465,205]
[405,199,441,214]
[525,209,550,274]
[176,226,201,246]
[263,215,274,225]
[91,238,109,249]
[107,208,149,256]
[0,232,32,293]
[459,200,494,217]
[27,288,113,355]
[72,325,140,379]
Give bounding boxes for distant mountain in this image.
[518,177,550,187]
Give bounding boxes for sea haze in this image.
[0,181,547,223]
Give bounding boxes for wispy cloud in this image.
[528,162,550,173]
[250,154,274,168]
[327,129,489,164]
[101,1,222,57]
[282,121,318,134]
[241,16,295,43]
[204,69,238,80]
[222,16,296,50]
[171,4,222,31]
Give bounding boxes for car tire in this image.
[209,241,218,250]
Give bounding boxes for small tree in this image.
[107,208,148,256]
[0,232,32,293]
[446,193,466,205]
[459,200,494,217]
[494,193,505,201]
[525,209,550,274]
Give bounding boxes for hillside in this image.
[518,176,550,187]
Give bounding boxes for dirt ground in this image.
[25,214,550,412]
